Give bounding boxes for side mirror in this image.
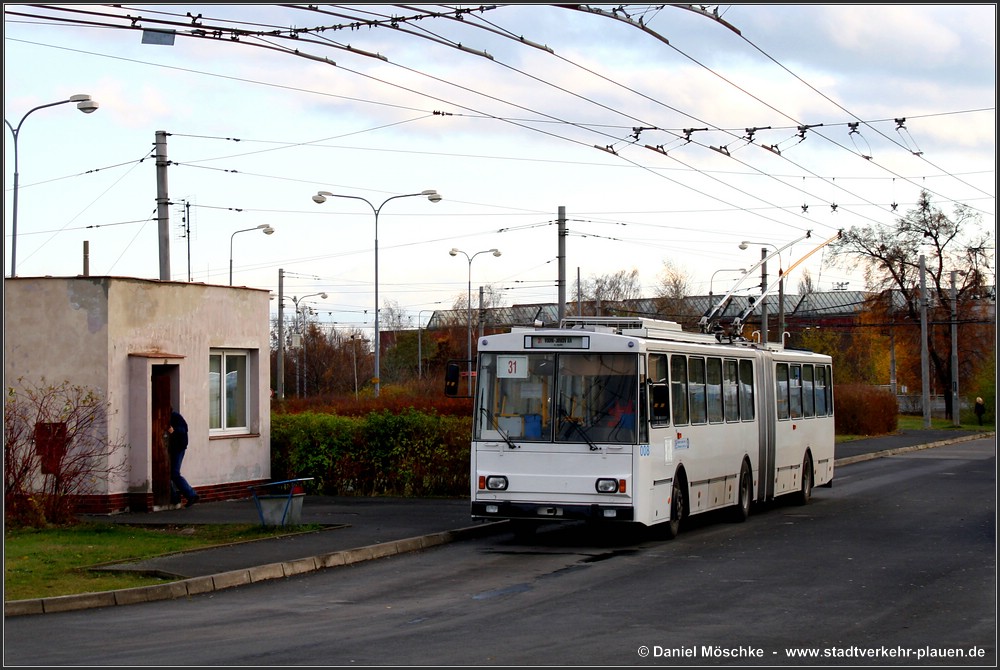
[444,362,461,397]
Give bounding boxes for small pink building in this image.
[4,276,272,513]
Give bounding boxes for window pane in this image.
[475,352,554,441]
[649,354,670,425]
[209,354,222,429]
[776,363,790,420]
[789,364,802,419]
[724,359,740,422]
[817,365,832,416]
[803,365,815,417]
[706,357,723,423]
[739,359,755,420]
[226,354,247,429]
[671,355,689,425]
[556,353,637,444]
[688,357,707,424]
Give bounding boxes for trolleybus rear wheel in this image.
[796,453,814,505]
[731,460,752,522]
[665,479,685,539]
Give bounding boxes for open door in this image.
[151,366,174,506]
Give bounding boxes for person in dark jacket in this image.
[974,397,986,426]
[167,409,199,507]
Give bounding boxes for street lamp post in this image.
[739,241,781,344]
[449,248,502,395]
[312,189,442,397]
[709,267,746,300]
[229,224,274,285]
[289,291,327,397]
[5,94,99,277]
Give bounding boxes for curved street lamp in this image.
[229,224,275,285]
[312,189,442,396]
[709,268,745,298]
[5,94,99,277]
[449,247,502,395]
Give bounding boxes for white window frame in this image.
[210,349,250,434]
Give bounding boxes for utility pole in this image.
[951,270,959,426]
[920,256,931,428]
[155,130,171,280]
[277,268,285,399]
[759,248,768,345]
[558,206,566,324]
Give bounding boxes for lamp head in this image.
[320,293,328,299]
[492,249,502,257]
[449,248,459,257]
[422,190,443,203]
[262,225,275,235]
[739,241,749,250]
[69,94,98,113]
[312,194,327,204]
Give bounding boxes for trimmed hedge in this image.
[270,409,471,497]
[833,384,898,435]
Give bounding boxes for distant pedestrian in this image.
[974,397,985,426]
[167,409,199,507]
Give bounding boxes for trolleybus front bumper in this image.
[472,500,635,522]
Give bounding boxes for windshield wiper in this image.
[480,407,518,449]
[558,405,599,451]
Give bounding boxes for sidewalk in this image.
[6,429,992,617]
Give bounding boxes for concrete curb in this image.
[4,521,508,618]
[835,432,993,466]
[6,433,992,618]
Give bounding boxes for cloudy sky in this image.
[4,4,995,329]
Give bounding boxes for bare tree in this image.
[654,259,696,325]
[5,377,129,526]
[826,190,994,418]
[797,268,815,296]
[571,268,642,315]
[451,282,507,312]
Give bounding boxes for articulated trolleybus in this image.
[470,316,835,537]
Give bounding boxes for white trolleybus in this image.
[467,315,835,537]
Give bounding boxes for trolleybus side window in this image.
[803,364,815,417]
[723,359,740,422]
[739,359,755,421]
[776,363,790,420]
[815,364,831,416]
[707,357,724,423]
[789,364,803,419]
[688,357,707,424]
[670,355,689,426]
[649,354,670,426]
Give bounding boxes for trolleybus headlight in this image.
[595,478,620,493]
[485,475,508,491]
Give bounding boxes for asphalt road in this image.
[4,437,995,667]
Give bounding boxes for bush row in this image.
[270,409,472,497]
[833,384,898,435]
[271,387,898,498]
